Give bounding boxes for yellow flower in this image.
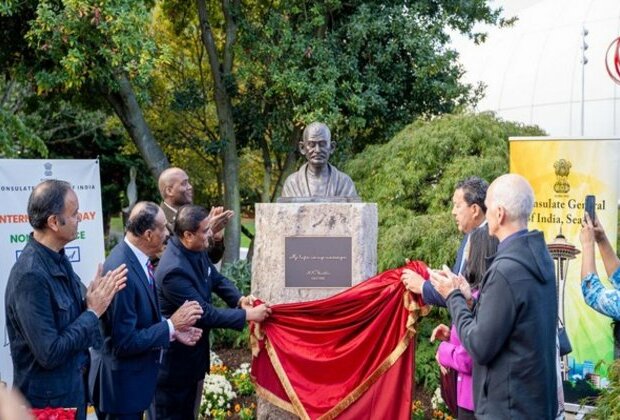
[234,404,241,413]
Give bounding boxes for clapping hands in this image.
[170,300,203,331]
[86,263,128,317]
[175,327,203,346]
[429,265,459,299]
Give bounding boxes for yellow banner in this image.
[510,137,620,385]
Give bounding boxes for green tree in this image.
[346,112,545,270]
[234,0,513,200]
[1,0,169,178]
[158,0,511,261]
[194,0,242,261]
[0,78,48,158]
[345,112,545,390]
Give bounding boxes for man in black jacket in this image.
[154,205,271,419]
[431,174,558,419]
[5,180,127,420]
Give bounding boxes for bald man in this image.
[158,168,232,264]
[430,174,558,419]
[280,122,358,198]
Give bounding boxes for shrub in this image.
[346,112,545,390]
[211,260,252,349]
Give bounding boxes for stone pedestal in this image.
[252,202,378,305]
[252,202,377,419]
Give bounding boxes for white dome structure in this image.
[453,0,620,137]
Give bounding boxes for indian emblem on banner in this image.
[44,162,53,177]
[553,159,571,194]
[605,37,620,85]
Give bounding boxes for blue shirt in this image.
[582,267,620,320]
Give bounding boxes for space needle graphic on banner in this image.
[510,137,620,396]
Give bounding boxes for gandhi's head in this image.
[299,122,335,169]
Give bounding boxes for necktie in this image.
[146,260,155,289]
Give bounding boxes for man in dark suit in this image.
[154,205,271,420]
[401,176,488,305]
[158,167,233,263]
[5,180,127,420]
[89,202,204,420]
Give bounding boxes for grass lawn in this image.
[240,218,255,249]
[110,216,123,233]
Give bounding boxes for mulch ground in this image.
[214,346,434,418]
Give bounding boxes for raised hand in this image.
[430,324,451,342]
[86,263,128,317]
[207,207,234,241]
[429,265,458,299]
[580,213,596,247]
[245,303,272,322]
[175,327,203,346]
[170,300,203,331]
[592,217,608,244]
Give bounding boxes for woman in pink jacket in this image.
[433,227,498,420]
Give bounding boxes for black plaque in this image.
[285,237,352,287]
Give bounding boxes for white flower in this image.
[202,373,236,410]
[210,350,222,367]
[431,386,445,410]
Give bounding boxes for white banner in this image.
[0,159,104,386]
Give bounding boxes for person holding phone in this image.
[579,211,620,320]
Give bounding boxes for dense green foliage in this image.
[1,0,513,239]
[211,260,252,349]
[346,112,545,271]
[16,0,158,95]
[589,359,620,418]
[346,112,545,389]
[236,0,509,153]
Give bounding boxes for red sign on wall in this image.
[605,37,620,84]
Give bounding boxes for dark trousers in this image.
[458,406,476,420]
[155,379,203,420]
[92,376,153,420]
[96,414,143,420]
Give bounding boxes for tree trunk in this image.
[196,0,240,262]
[105,74,169,179]
[259,134,272,203]
[272,123,303,201]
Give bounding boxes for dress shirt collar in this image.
[124,236,151,278]
[162,201,178,215]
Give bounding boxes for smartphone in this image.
[585,195,596,222]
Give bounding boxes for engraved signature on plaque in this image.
[285,237,352,287]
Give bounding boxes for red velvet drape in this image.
[250,261,429,420]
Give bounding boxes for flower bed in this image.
[198,351,256,419]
